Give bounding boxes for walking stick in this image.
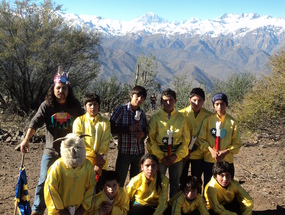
[14,153,25,215]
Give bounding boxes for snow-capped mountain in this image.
[59,12,285,89]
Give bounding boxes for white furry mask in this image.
[59,133,86,168]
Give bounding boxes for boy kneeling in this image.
[204,161,253,215]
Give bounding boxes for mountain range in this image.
[61,12,285,89]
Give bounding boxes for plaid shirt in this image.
[110,102,147,155]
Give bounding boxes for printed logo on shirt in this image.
[50,112,74,129]
[210,128,226,138]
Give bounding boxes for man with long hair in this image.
[20,67,84,215]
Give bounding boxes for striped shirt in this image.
[110,102,147,155]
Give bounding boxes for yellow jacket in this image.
[126,172,169,215]
[44,158,96,215]
[198,112,242,163]
[147,109,190,162]
[169,191,209,215]
[89,187,129,215]
[204,176,253,215]
[179,105,212,159]
[73,113,111,169]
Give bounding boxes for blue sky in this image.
[53,0,285,22]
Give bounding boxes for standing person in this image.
[20,69,84,215]
[198,92,242,188]
[147,88,190,198]
[204,161,253,215]
[126,153,169,215]
[110,85,148,187]
[44,134,96,215]
[179,88,212,188]
[150,93,157,111]
[73,93,111,193]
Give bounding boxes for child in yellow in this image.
[204,161,253,215]
[126,153,169,215]
[44,134,96,215]
[179,88,212,187]
[198,92,242,187]
[147,88,189,198]
[168,175,209,215]
[89,170,129,215]
[73,93,111,192]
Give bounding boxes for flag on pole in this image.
[14,162,31,215]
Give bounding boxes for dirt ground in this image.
[0,114,285,215]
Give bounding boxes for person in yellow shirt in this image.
[179,88,212,189]
[204,161,253,215]
[88,170,129,215]
[126,153,169,215]
[167,175,209,215]
[147,88,190,198]
[198,92,242,188]
[44,134,96,215]
[73,93,111,192]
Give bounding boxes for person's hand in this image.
[216,149,230,161]
[99,201,112,215]
[160,156,169,167]
[135,130,145,139]
[167,154,177,166]
[75,205,85,215]
[94,154,106,168]
[94,165,103,176]
[129,124,139,132]
[20,140,29,153]
[208,147,218,161]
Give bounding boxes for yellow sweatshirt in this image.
[44,158,96,214]
[179,105,212,159]
[204,176,253,215]
[147,109,190,162]
[126,172,169,215]
[198,112,242,163]
[73,113,111,169]
[169,191,209,215]
[89,187,129,215]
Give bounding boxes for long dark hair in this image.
[45,84,76,107]
[140,153,162,191]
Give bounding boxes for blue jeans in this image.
[115,153,143,187]
[32,154,57,213]
[159,160,183,198]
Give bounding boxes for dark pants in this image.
[204,162,235,189]
[180,159,204,193]
[128,205,156,215]
[164,205,200,215]
[209,196,241,215]
[96,169,106,193]
[115,153,143,187]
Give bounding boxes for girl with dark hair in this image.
[126,153,169,215]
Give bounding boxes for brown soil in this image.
[0,114,284,215]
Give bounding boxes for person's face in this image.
[141,158,158,181]
[190,95,204,112]
[184,187,198,201]
[214,100,226,117]
[104,179,119,200]
[85,101,99,117]
[130,94,145,109]
[216,172,232,187]
[54,83,68,103]
[161,95,177,113]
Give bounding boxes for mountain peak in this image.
[134,12,167,23]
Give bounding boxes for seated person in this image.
[44,134,96,215]
[126,153,169,215]
[89,170,129,215]
[204,161,253,215]
[167,175,209,215]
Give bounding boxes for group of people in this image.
[20,70,253,215]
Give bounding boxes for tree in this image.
[0,0,100,114]
[89,76,130,113]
